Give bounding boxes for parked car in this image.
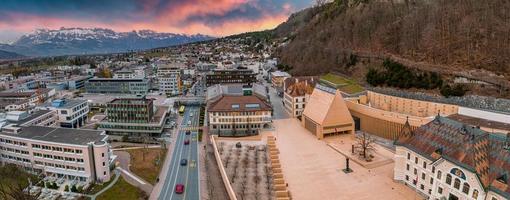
[175,184,185,194]
[184,140,190,145]
[186,130,191,135]
[180,159,188,166]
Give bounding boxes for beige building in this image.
[208,95,272,137]
[283,77,317,118]
[367,91,458,117]
[301,85,354,139]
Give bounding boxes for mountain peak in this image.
[2,27,214,57]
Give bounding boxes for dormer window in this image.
[497,173,508,184]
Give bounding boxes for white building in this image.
[157,65,181,96]
[113,69,136,79]
[36,99,89,128]
[283,77,317,118]
[394,116,510,200]
[0,125,115,183]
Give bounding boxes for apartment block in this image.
[85,78,149,95]
[37,99,89,128]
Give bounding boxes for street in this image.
[158,106,201,200]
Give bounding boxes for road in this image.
[158,106,201,200]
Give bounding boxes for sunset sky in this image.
[0,0,312,43]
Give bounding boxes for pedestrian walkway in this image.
[88,170,121,200]
[117,166,153,194]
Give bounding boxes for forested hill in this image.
[274,0,510,90]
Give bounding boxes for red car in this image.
[175,184,185,194]
[184,140,190,145]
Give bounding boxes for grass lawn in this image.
[126,148,167,184]
[320,73,365,94]
[85,176,115,195]
[97,177,144,200]
[0,164,40,198]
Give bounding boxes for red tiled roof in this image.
[396,116,510,196]
[208,95,272,112]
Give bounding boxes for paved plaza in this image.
[273,118,420,200]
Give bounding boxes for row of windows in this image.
[32,144,83,154]
[213,124,263,129]
[1,154,30,163]
[212,117,269,123]
[0,138,27,147]
[33,153,84,163]
[212,111,270,116]
[0,147,29,155]
[34,161,85,171]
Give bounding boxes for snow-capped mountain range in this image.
[0,27,214,57]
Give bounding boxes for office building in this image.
[205,67,256,87]
[0,125,114,183]
[85,78,149,95]
[98,97,168,140]
[157,65,181,96]
[37,99,89,128]
[283,77,317,118]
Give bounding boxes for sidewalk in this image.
[149,115,182,200]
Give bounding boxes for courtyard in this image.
[272,118,420,200]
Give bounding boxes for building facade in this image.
[157,66,181,96]
[0,125,114,183]
[301,85,355,139]
[208,95,272,137]
[394,116,510,200]
[37,99,89,128]
[283,77,317,118]
[85,78,149,95]
[98,97,167,140]
[205,68,256,87]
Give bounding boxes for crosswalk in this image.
[180,126,201,131]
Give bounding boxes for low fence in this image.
[210,135,238,200]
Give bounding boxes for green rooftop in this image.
[320,73,365,94]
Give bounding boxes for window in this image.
[438,187,443,194]
[462,183,470,194]
[422,161,427,169]
[102,153,104,157]
[446,174,452,185]
[406,175,409,181]
[437,170,442,180]
[432,166,435,173]
[421,173,425,180]
[407,164,410,171]
[103,171,106,175]
[472,190,478,199]
[430,178,433,184]
[103,162,105,166]
[420,184,424,190]
[415,157,418,164]
[454,178,460,189]
[414,168,417,175]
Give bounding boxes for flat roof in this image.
[39,99,87,109]
[447,114,510,132]
[0,126,106,145]
[8,110,53,125]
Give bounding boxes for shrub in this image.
[64,185,69,192]
[71,185,78,193]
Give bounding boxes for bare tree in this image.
[315,0,328,7]
[355,132,377,160]
[0,182,38,200]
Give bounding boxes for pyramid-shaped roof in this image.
[303,88,353,126]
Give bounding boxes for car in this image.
[185,130,191,135]
[187,120,191,126]
[190,112,193,117]
[180,159,188,166]
[175,184,184,194]
[184,140,190,145]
